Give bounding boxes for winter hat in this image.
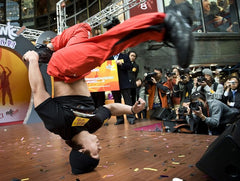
[202,68,213,77]
[69,149,99,174]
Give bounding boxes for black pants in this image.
[112,88,135,123]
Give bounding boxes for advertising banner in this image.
[129,0,158,17]
[0,23,34,126]
[85,60,119,92]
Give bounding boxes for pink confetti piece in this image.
[21,137,24,141]
[168,151,174,154]
[102,175,114,178]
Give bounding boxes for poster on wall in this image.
[0,48,31,125]
[129,0,159,17]
[85,60,119,92]
[0,23,35,126]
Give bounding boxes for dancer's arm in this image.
[23,51,50,107]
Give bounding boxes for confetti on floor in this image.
[143,168,158,171]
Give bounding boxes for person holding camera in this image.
[146,68,170,118]
[173,68,194,106]
[192,68,223,101]
[187,91,239,135]
[222,76,240,110]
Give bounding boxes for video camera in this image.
[166,71,176,77]
[145,72,157,83]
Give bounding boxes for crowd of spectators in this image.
[135,66,240,135]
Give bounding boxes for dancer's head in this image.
[66,131,102,174]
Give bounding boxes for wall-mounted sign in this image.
[129,0,158,17]
[0,23,35,126]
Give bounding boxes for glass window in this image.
[77,11,88,23]
[22,18,34,27]
[21,0,34,19]
[66,3,74,17]
[36,0,48,16]
[0,2,5,23]
[76,0,87,11]
[163,0,239,33]
[89,1,99,17]
[49,0,58,13]
[6,0,19,21]
[66,17,75,27]
[201,0,239,32]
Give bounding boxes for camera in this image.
[166,71,176,77]
[180,75,186,80]
[228,81,236,85]
[189,101,202,111]
[145,72,157,83]
[178,106,188,115]
[103,17,120,30]
[197,76,207,83]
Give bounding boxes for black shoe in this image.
[115,121,124,125]
[129,120,135,125]
[164,3,194,68]
[35,44,53,63]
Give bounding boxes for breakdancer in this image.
[23,4,194,174]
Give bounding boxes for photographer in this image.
[192,68,223,101]
[173,68,193,106]
[222,76,240,110]
[146,68,170,118]
[187,91,239,135]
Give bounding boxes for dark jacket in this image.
[128,61,139,88]
[109,53,132,89]
[222,89,240,109]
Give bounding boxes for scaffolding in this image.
[56,0,147,34]
[0,23,44,41]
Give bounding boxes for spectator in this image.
[187,91,239,135]
[222,76,240,110]
[146,68,170,119]
[202,0,230,32]
[128,51,139,106]
[164,70,175,109]
[192,68,224,100]
[135,77,145,119]
[172,67,181,109]
[174,68,193,106]
[109,52,136,125]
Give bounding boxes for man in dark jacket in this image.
[128,51,139,108]
[110,53,136,125]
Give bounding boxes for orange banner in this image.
[85,60,119,92]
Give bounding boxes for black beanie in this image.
[69,149,99,174]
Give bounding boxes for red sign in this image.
[129,0,158,17]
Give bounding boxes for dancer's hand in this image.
[22,51,39,62]
[132,98,145,114]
